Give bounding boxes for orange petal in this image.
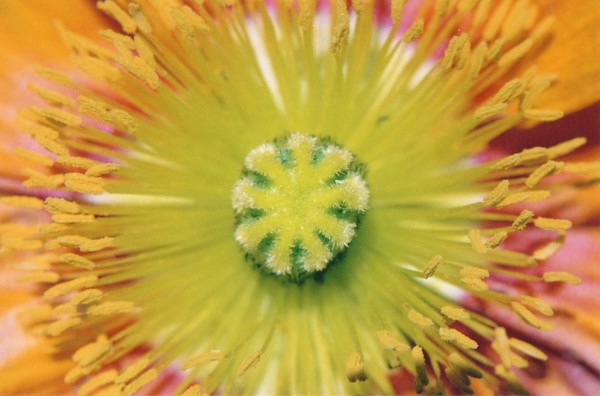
[0,340,73,395]
[0,1,106,70]
[529,0,600,114]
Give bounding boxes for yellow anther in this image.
[31,106,82,127]
[27,84,76,107]
[64,173,106,194]
[34,136,70,156]
[43,317,84,337]
[523,108,563,121]
[510,302,553,330]
[55,235,113,252]
[377,330,410,352]
[439,327,478,349]
[435,0,451,17]
[330,0,349,55]
[474,102,507,120]
[482,0,511,40]
[491,79,524,105]
[548,137,587,159]
[88,301,136,315]
[128,3,152,34]
[525,161,564,188]
[468,42,487,79]
[543,271,581,285]
[423,255,443,278]
[565,162,600,174]
[533,217,572,232]
[441,306,470,321]
[116,357,150,384]
[237,350,261,377]
[460,277,489,291]
[51,213,95,224]
[72,289,104,306]
[508,338,548,361]
[519,296,553,316]
[78,369,118,396]
[391,0,408,25]
[43,275,99,299]
[181,351,223,370]
[460,266,489,279]
[512,209,534,231]
[18,271,60,284]
[346,351,367,382]
[97,0,137,34]
[0,196,44,209]
[65,365,96,385]
[73,56,121,82]
[498,39,533,68]
[172,5,210,39]
[57,155,100,170]
[45,197,80,214]
[181,385,205,396]
[442,35,461,70]
[62,253,96,269]
[468,229,487,254]
[73,334,112,367]
[533,235,565,260]
[408,309,434,327]
[14,147,54,167]
[411,346,428,386]
[403,19,424,42]
[86,163,121,177]
[79,95,138,134]
[17,304,53,327]
[123,369,158,396]
[496,190,550,208]
[530,15,555,42]
[34,66,75,87]
[485,231,508,249]
[483,180,510,207]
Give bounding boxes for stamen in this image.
[97,0,138,34]
[115,357,150,384]
[64,173,106,194]
[543,271,581,285]
[408,309,434,327]
[237,350,261,377]
[533,217,572,232]
[439,328,478,349]
[181,351,223,370]
[377,330,410,352]
[346,351,366,382]
[441,306,470,321]
[0,196,44,209]
[72,334,112,367]
[78,369,118,396]
[88,301,136,315]
[423,255,443,278]
[512,210,534,230]
[61,253,96,270]
[123,369,158,396]
[511,302,553,330]
[43,275,99,299]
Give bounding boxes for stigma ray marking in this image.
[232,133,369,282]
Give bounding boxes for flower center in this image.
[232,133,369,282]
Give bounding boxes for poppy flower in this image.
[0,1,599,394]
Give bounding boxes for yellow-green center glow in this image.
[232,133,369,281]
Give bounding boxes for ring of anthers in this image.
[232,133,370,283]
